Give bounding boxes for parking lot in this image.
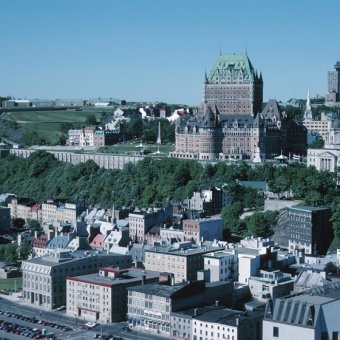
[0,309,72,339]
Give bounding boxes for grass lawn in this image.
[0,277,22,292]
[1,108,109,145]
[3,109,104,123]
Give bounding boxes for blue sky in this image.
[1,0,339,105]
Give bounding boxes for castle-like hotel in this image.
[171,54,307,161]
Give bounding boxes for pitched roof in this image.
[208,54,256,83]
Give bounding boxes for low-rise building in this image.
[183,217,223,244]
[263,282,340,340]
[248,269,294,303]
[128,280,233,337]
[21,250,132,310]
[160,226,184,243]
[9,198,41,223]
[66,267,160,323]
[32,231,54,257]
[203,249,238,282]
[172,305,264,340]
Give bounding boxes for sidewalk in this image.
[0,292,22,303]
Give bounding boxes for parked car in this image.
[85,322,97,329]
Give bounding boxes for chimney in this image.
[193,308,198,317]
[215,300,219,307]
[170,273,175,286]
[236,318,239,326]
[34,230,38,239]
[48,230,55,241]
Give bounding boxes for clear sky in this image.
[1,0,339,105]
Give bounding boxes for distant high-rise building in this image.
[203,53,263,115]
[326,61,340,104]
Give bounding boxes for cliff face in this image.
[271,209,290,248]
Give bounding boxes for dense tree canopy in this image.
[0,152,339,241]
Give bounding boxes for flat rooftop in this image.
[173,306,263,326]
[67,267,160,287]
[146,245,224,257]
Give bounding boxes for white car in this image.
[85,322,97,329]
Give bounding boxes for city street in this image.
[0,297,166,340]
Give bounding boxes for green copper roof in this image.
[207,53,256,83]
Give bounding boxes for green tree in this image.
[245,212,273,237]
[331,197,340,240]
[85,114,97,125]
[19,243,32,260]
[27,219,42,234]
[12,217,25,229]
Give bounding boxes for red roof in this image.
[32,234,49,248]
[89,233,105,250]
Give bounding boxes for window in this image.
[273,326,279,337]
[333,332,339,340]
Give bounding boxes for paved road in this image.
[0,298,167,340]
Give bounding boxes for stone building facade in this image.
[21,250,132,310]
[171,99,306,161]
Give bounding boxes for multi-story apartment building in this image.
[144,242,224,283]
[66,267,160,323]
[21,250,132,310]
[160,227,184,243]
[203,53,263,116]
[182,217,223,243]
[128,205,172,243]
[263,283,340,340]
[9,197,41,223]
[41,199,84,228]
[287,205,333,255]
[172,305,264,340]
[127,280,233,337]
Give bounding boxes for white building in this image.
[263,283,340,340]
[248,270,294,303]
[21,250,132,310]
[203,250,238,282]
[307,119,340,172]
[66,267,160,323]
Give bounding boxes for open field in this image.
[0,277,22,292]
[2,109,105,123]
[0,108,111,145]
